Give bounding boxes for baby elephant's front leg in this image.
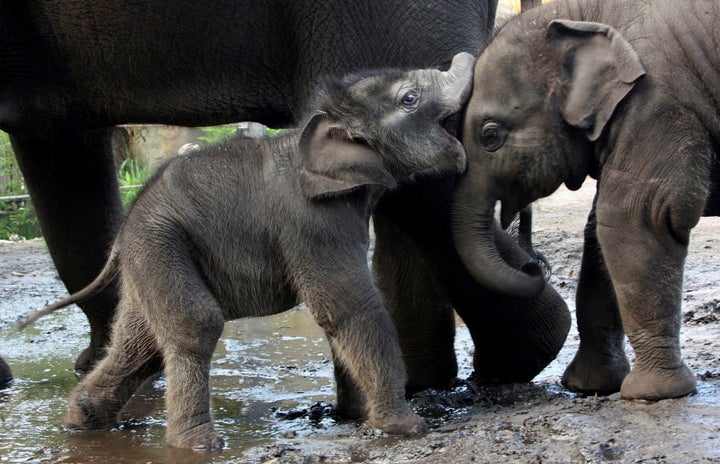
[308,274,427,435]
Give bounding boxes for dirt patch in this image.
[1,179,719,463]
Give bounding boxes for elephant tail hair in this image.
[20,244,121,328]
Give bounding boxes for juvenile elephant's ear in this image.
[547,19,646,141]
[298,113,397,199]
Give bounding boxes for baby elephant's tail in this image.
[20,245,121,328]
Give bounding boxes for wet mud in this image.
[1,179,719,463]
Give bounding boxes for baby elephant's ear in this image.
[547,19,646,141]
[298,113,397,199]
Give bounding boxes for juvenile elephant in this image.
[25,55,474,449]
[453,0,720,400]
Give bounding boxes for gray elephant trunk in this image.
[451,164,546,298]
[437,52,476,112]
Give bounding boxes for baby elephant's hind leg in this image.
[66,299,163,430]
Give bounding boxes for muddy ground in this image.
[1,179,719,463]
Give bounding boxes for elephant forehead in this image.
[470,63,547,121]
[349,75,403,102]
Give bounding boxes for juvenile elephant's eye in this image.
[399,89,421,109]
[477,121,508,152]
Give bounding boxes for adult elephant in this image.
[1,1,570,390]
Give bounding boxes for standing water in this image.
[0,239,481,463]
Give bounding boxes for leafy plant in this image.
[198,125,238,144]
[0,202,41,240]
[265,127,285,137]
[0,131,43,239]
[118,158,149,210]
[0,131,24,196]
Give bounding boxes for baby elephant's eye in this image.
[477,121,508,152]
[399,89,421,109]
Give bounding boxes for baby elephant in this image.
[27,53,474,449]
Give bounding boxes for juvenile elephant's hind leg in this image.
[67,300,163,430]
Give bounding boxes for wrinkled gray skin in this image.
[2,0,571,392]
[454,0,720,400]
[27,55,474,450]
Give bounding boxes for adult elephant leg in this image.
[562,199,630,394]
[454,223,570,384]
[372,214,458,392]
[0,355,11,387]
[11,130,123,376]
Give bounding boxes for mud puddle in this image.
[1,180,719,463]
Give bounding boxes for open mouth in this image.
[439,112,461,136]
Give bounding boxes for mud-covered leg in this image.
[597,208,696,400]
[66,300,163,430]
[303,256,426,435]
[11,130,123,376]
[562,201,630,394]
[372,215,458,392]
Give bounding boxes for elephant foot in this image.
[0,356,12,389]
[561,347,630,395]
[620,363,697,401]
[66,389,121,430]
[369,410,427,436]
[166,422,224,450]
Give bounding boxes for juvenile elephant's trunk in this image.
[451,163,545,298]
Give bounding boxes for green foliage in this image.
[0,202,41,240]
[0,131,24,196]
[198,125,238,144]
[118,158,149,211]
[265,127,286,137]
[0,131,43,239]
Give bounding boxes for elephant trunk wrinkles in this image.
[451,165,545,298]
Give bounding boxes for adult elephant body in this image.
[1,1,569,387]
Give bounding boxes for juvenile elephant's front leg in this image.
[595,204,696,400]
[304,267,427,435]
[562,202,630,394]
